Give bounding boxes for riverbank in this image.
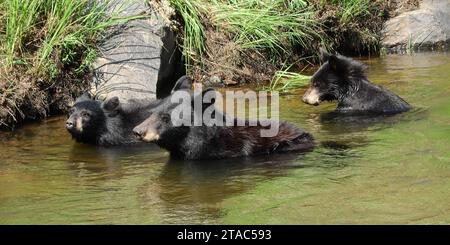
[0,0,135,129]
[0,0,430,129]
[167,0,392,86]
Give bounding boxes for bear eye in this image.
[81,111,90,117]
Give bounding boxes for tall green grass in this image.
[330,0,371,23]
[314,0,385,55]
[0,0,134,76]
[169,0,324,69]
[0,0,139,127]
[169,0,205,69]
[210,0,321,55]
[1,0,40,66]
[266,70,311,92]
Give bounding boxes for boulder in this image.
[382,0,450,53]
[90,0,184,102]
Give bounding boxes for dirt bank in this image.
[169,0,395,88]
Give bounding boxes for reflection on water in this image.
[147,154,308,223]
[1,52,450,224]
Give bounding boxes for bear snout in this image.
[133,124,160,142]
[66,119,74,130]
[302,87,320,106]
[133,126,145,139]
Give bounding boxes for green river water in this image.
[0,52,449,224]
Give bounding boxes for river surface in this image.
[1,52,449,224]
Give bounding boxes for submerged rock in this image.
[382,0,450,53]
[90,0,184,102]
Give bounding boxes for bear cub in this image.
[66,93,160,145]
[302,49,411,114]
[133,76,315,160]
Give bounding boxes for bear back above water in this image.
[133,76,315,160]
[302,49,411,114]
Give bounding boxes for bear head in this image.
[66,93,121,143]
[132,75,217,145]
[302,48,367,106]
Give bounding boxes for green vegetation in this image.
[1,0,391,128]
[330,0,371,24]
[169,0,206,68]
[1,0,128,75]
[0,0,137,128]
[267,70,311,92]
[313,0,388,54]
[169,0,389,89]
[170,0,323,71]
[209,0,321,54]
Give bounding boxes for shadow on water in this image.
[318,107,428,129]
[64,133,327,223]
[66,143,163,180]
[138,152,311,223]
[68,143,161,168]
[308,107,430,151]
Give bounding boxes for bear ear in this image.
[319,48,330,63]
[102,96,120,111]
[328,54,346,73]
[171,75,193,93]
[75,92,92,103]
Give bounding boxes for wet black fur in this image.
[308,49,411,114]
[133,76,314,160]
[66,93,161,145]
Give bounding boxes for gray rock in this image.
[90,0,183,102]
[382,0,450,53]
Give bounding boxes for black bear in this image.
[302,49,411,114]
[132,76,314,160]
[66,93,161,145]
